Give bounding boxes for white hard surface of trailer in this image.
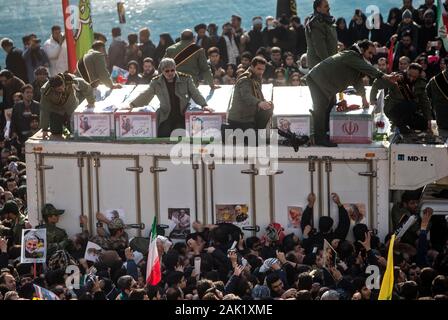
[25,137,391,241]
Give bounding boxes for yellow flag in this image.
[378,234,396,300]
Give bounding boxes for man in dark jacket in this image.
[300,193,350,255]
[426,68,448,137]
[139,28,156,61]
[246,17,265,57]
[0,38,28,83]
[291,15,307,57]
[305,0,338,68]
[194,24,212,52]
[418,9,437,54]
[10,84,40,143]
[108,27,127,72]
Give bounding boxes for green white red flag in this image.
[146,216,161,285]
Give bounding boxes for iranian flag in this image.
[146,216,161,285]
[437,0,448,50]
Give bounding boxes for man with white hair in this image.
[321,289,340,300]
[128,58,212,137]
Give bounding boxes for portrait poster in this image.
[287,206,303,228]
[84,241,103,262]
[21,229,46,264]
[343,203,366,223]
[105,209,125,221]
[215,204,249,227]
[168,208,191,239]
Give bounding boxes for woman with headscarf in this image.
[125,60,143,85]
[154,33,174,68]
[336,17,352,49]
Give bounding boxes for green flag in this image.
[75,0,94,59]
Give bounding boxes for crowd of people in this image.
[0,190,447,301]
[0,0,448,300]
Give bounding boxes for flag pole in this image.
[62,0,77,72]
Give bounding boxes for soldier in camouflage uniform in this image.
[89,213,129,254]
[37,203,72,256]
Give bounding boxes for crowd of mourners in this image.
[0,0,448,300]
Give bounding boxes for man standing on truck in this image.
[305,0,338,69]
[371,63,432,134]
[127,58,212,137]
[305,40,399,147]
[40,72,95,137]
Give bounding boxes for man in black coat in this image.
[10,84,40,143]
[246,17,265,57]
[1,38,28,83]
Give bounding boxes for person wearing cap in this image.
[1,200,29,245]
[194,23,212,51]
[262,16,277,48]
[400,0,421,24]
[22,37,49,83]
[37,203,71,256]
[304,0,338,68]
[40,72,95,136]
[418,9,437,54]
[164,29,215,88]
[0,38,28,83]
[246,17,264,57]
[396,9,420,50]
[76,41,121,89]
[87,212,129,253]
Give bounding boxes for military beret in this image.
[41,203,64,217]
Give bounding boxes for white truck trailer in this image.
[25,86,448,242]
